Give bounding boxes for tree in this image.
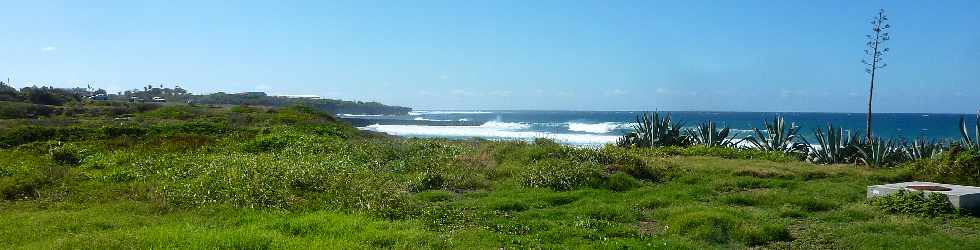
[862,9,891,141]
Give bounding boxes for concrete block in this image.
[868,181,980,213]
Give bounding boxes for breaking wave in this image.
[566,122,626,134]
[408,110,494,116]
[363,121,618,146]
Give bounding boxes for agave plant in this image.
[960,112,980,150]
[901,136,946,160]
[744,115,807,154]
[687,120,741,148]
[856,137,902,167]
[616,112,687,148]
[808,123,861,164]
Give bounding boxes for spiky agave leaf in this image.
[901,136,946,160]
[856,137,901,168]
[688,120,741,148]
[808,123,860,164]
[960,112,980,150]
[617,112,688,148]
[745,115,807,154]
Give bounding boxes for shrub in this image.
[242,131,315,153]
[48,142,85,165]
[141,105,201,120]
[734,222,793,246]
[602,172,640,191]
[667,209,738,244]
[415,190,453,202]
[0,176,44,200]
[519,159,602,190]
[869,190,956,217]
[409,171,446,192]
[162,122,227,135]
[904,147,980,186]
[272,105,334,124]
[600,146,674,181]
[102,126,147,138]
[0,101,56,118]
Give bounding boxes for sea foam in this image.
[408,111,494,116]
[363,121,618,146]
[566,122,625,134]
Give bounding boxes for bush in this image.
[48,142,85,165]
[273,105,333,124]
[141,105,201,120]
[0,101,56,118]
[668,209,738,244]
[667,208,790,246]
[241,131,317,153]
[904,147,980,186]
[869,190,956,217]
[602,172,640,191]
[409,171,446,192]
[0,176,44,200]
[519,159,602,191]
[601,146,675,182]
[0,163,69,201]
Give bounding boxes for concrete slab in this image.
[868,181,980,213]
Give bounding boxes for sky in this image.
[1,0,978,113]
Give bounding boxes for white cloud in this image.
[556,91,575,97]
[605,89,628,96]
[450,89,474,97]
[655,88,671,95]
[417,90,433,96]
[780,89,805,98]
[255,84,272,91]
[42,46,57,52]
[488,90,512,97]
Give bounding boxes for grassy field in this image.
[2,104,979,249]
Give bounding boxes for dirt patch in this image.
[636,220,660,236]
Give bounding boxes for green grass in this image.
[2,103,980,249]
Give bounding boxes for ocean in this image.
[344,111,977,147]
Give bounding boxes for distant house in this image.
[88,94,109,101]
[152,97,167,102]
[239,92,268,97]
[129,96,144,103]
[276,94,321,99]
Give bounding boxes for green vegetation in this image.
[0,81,410,117]
[614,112,980,177]
[904,146,980,187]
[1,102,979,249]
[745,115,807,154]
[616,112,687,148]
[687,120,741,148]
[961,113,980,150]
[191,92,412,115]
[869,190,956,217]
[808,123,862,164]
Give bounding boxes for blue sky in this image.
[2,0,978,113]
